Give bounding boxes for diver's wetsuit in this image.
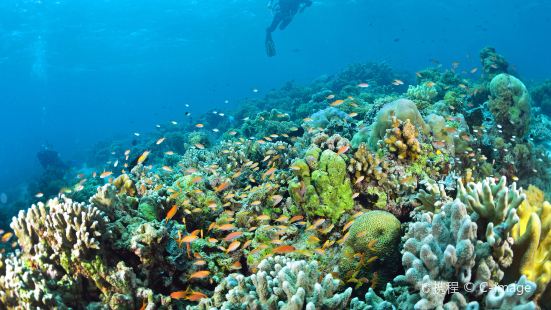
[265,0,312,57]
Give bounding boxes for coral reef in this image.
[192,256,352,310]
[1,52,550,309]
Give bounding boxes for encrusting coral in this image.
[192,255,352,310]
[288,146,353,222]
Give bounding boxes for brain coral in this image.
[339,211,402,291]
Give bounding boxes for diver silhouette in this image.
[265,0,312,57]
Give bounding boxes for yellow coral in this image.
[113,174,137,196]
[383,116,421,161]
[510,185,551,300]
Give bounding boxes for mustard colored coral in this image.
[509,185,551,302]
[383,116,422,161]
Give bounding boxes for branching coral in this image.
[368,99,429,150]
[192,255,352,310]
[396,177,531,308]
[383,116,422,161]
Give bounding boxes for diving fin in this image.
[265,33,276,57]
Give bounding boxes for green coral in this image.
[138,202,157,221]
[288,146,353,222]
[339,211,401,291]
[488,73,531,137]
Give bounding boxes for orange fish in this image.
[189,270,210,279]
[263,167,277,178]
[214,182,230,192]
[1,232,13,243]
[162,166,173,172]
[217,224,236,231]
[392,79,404,86]
[170,290,189,299]
[425,81,436,88]
[181,235,199,243]
[289,215,304,223]
[230,261,242,270]
[272,245,296,254]
[226,241,241,253]
[223,231,243,242]
[195,143,205,149]
[35,192,44,198]
[242,240,252,249]
[326,94,335,100]
[195,123,204,128]
[337,145,349,155]
[357,83,369,88]
[257,214,270,221]
[186,291,208,302]
[166,205,178,221]
[330,99,345,107]
[100,171,113,178]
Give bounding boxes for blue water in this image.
[1,0,550,194]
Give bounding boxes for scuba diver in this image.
[265,0,313,57]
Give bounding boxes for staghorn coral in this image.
[288,146,353,222]
[192,255,352,310]
[383,116,422,161]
